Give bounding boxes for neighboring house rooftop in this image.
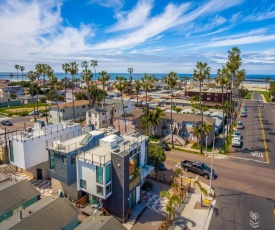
[50,100,89,109]
[210,111,224,119]
[2,198,78,230]
[115,109,143,120]
[76,216,127,230]
[164,112,215,124]
[17,94,44,99]
[0,180,40,216]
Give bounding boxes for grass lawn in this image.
[173,147,201,155]
[0,103,50,116]
[252,90,271,102]
[191,143,213,152]
[149,136,161,141]
[244,92,252,99]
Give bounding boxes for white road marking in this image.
[230,156,267,163]
[250,151,264,158]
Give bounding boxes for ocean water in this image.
[1,72,275,84]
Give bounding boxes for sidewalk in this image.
[170,181,216,230]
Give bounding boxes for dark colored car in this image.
[158,143,170,151]
[181,160,215,179]
[1,120,13,126]
[159,163,166,171]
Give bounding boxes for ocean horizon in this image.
[1,72,275,84]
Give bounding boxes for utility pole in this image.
[4,127,9,163]
[205,136,208,156]
[209,137,215,196]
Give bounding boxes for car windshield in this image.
[238,121,243,125]
[201,163,208,170]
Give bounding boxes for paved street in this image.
[165,94,275,229]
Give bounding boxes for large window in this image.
[80,179,87,189]
[9,140,14,162]
[49,150,55,170]
[71,154,76,164]
[96,166,103,184]
[106,184,112,195]
[105,164,111,184]
[97,185,103,195]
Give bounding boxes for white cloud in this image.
[203,34,275,47]
[230,12,241,23]
[90,0,124,9]
[244,4,275,21]
[108,0,153,32]
[93,3,190,50]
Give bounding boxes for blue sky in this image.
[1,0,275,74]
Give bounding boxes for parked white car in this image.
[232,137,241,147]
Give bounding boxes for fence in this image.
[148,171,174,185]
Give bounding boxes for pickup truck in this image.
[181,160,215,179]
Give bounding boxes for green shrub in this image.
[19,111,29,116]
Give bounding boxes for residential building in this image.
[17,94,44,104]
[46,130,105,200]
[0,180,40,223]
[0,86,24,97]
[0,80,9,88]
[185,88,231,102]
[76,132,153,222]
[0,197,79,230]
[8,121,82,179]
[49,100,89,123]
[210,111,226,134]
[158,112,216,145]
[114,109,143,134]
[87,99,135,129]
[76,215,127,230]
[0,91,10,103]
[164,98,191,109]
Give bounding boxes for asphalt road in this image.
[164,94,275,229]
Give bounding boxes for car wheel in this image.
[204,174,209,179]
[184,167,189,172]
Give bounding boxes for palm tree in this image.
[9,73,13,83]
[62,63,70,102]
[134,80,141,106]
[265,76,270,92]
[141,108,165,136]
[82,68,93,125]
[193,180,208,207]
[98,71,110,126]
[214,76,220,86]
[141,74,154,136]
[128,67,134,84]
[20,66,25,81]
[193,62,211,154]
[15,65,20,82]
[68,62,78,122]
[113,76,127,132]
[165,72,178,148]
[226,47,242,129]
[81,61,88,70]
[35,64,44,116]
[28,71,37,121]
[160,190,181,223]
[91,60,98,84]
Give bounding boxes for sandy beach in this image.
[243,83,268,91]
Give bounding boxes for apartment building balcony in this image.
[129,175,141,191]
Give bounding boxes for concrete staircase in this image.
[163,134,186,146]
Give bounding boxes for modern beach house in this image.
[46,130,105,200]
[8,121,82,179]
[76,132,153,222]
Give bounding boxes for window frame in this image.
[80,179,87,189]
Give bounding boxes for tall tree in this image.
[265,76,270,92]
[62,63,70,102]
[9,73,13,83]
[28,71,37,121]
[20,66,25,81]
[141,74,154,136]
[128,67,134,84]
[68,62,79,122]
[35,64,44,117]
[165,71,178,148]
[81,61,88,70]
[193,62,211,154]
[98,71,110,126]
[148,143,166,173]
[219,67,229,151]
[226,47,242,129]
[15,65,20,82]
[134,80,141,105]
[82,68,93,125]
[113,76,127,132]
[141,108,165,136]
[91,60,98,84]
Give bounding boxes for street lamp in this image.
[209,135,218,196]
[205,136,208,156]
